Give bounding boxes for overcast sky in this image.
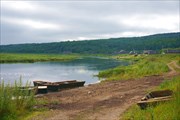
[1,0,179,45]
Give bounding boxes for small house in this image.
[116,50,129,54]
[143,50,157,54]
[129,51,136,55]
[164,49,180,54]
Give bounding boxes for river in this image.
[0,57,129,85]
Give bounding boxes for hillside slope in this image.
[1,32,179,54]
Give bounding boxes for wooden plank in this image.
[137,96,172,109]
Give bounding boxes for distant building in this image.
[129,51,136,55]
[116,50,129,54]
[143,50,157,54]
[164,49,180,54]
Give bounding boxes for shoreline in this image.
[29,60,180,120]
[32,74,171,120]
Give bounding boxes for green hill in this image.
[1,32,179,54]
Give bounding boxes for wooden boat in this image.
[137,89,173,109]
[33,81,59,92]
[33,80,76,86]
[33,80,85,91]
[33,81,49,86]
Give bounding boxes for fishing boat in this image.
[33,81,60,92]
[33,80,85,91]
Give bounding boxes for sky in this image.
[1,0,179,45]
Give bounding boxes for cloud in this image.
[2,17,63,30]
[1,1,179,44]
[2,1,37,11]
[121,15,179,31]
[105,14,179,31]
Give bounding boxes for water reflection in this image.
[0,57,129,85]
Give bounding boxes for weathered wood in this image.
[37,86,48,94]
[149,90,173,98]
[47,84,59,92]
[137,89,173,109]
[137,96,172,109]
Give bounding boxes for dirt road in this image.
[32,62,180,120]
[167,61,180,77]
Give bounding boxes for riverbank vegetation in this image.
[0,53,80,63]
[121,76,180,120]
[98,54,180,80]
[0,80,35,120]
[0,79,64,120]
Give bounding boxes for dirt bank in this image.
[32,62,180,120]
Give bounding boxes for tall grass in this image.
[0,80,35,120]
[98,54,179,81]
[121,76,180,120]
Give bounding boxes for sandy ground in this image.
[31,61,180,120]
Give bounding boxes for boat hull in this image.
[33,80,85,92]
[59,81,85,89]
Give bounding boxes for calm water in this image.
[0,57,129,85]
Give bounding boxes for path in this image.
[166,61,180,77]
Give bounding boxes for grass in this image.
[0,53,80,63]
[98,54,180,81]
[0,80,35,120]
[0,79,54,120]
[121,76,180,120]
[20,111,53,120]
[18,97,61,120]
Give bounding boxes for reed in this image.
[0,79,35,120]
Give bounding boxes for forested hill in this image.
[1,32,180,54]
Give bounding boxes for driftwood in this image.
[137,89,173,109]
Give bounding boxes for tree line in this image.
[1,32,179,54]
